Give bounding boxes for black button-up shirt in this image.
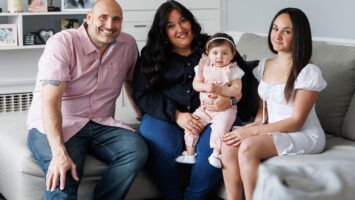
[133,51,201,123]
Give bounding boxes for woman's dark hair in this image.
[267,7,312,102]
[141,1,208,88]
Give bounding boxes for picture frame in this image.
[62,0,96,11]
[0,24,17,47]
[61,19,80,30]
[28,0,48,12]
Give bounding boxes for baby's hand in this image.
[210,84,222,95]
[199,54,210,67]
[205,83,215,93]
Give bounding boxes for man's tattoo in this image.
[42,80,61,87]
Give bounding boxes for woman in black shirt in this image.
[133,1,245,199]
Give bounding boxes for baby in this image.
[176,33,244,168]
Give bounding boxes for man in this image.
[26,0,147,199]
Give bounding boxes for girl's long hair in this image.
[268,7,312,102]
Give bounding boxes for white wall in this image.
[223,0,355,40]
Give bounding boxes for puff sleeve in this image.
[230,62,245,80]
[252,58,266,81]
[295,64,327,91]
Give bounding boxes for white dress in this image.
[253,59,327,155]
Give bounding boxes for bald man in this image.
[27,0,148,199]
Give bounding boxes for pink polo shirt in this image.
[27,24,139,142]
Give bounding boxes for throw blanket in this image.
[253,162,355,200]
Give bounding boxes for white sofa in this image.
[1,33,355,200]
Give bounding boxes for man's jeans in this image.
[28,121,148,200]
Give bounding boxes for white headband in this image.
[206,37,235,49]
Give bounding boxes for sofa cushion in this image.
[236,33,274,61]
[0,113,160,200]
[312,42,355,137]
[236,33,273,122]
[343,93,355,140]
[237,60,260,122]
[0,113,107,200]
[237,33,355,138]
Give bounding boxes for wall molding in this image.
[0,81,35,94]
[226,31,355,47]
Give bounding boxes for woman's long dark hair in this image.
[141,1,208,89]
[267,8,312,102]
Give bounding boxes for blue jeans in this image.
[139,114,222,200]
[28,121,148,200]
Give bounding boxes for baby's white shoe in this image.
[175,151,196,164]
[208,153,222,168]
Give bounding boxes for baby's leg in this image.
[184,132,198,155]
[175,132,199,164]
[210,109,237,149]
[209,109,237,168]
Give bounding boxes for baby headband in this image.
[206,37,235,49]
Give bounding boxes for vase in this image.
[7,0,23,13]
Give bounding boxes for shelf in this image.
[0,12,86,50]
[0,44,45,50]
[0,11,85,16]
[22,11,88,16]
[0,13,19,16]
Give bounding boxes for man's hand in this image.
[46,148,79,191]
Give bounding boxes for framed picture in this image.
[61,19,80,30]
[0,24,17,47]
[62,0,96,11]
[28,0,48,12]
[28,0,47,12]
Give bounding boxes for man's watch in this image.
[231,97,238,106]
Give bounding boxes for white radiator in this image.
[0,92,33,114]
[0,90,137,124]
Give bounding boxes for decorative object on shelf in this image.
[61,19,80,30]
[47,0,60,12]
[28,0,47,12]
[24,34,35,45]
[7,0,23,12]
[62,0,96,11]
[31,29,54,44]
[0,24,17,47]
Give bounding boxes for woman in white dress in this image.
[221,8,327,200]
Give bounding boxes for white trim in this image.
[226,31,355,47]
[0,81,35,94]
[312,37,355,47]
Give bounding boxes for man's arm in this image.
[41,80,79,191]
[124,81,142,120]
